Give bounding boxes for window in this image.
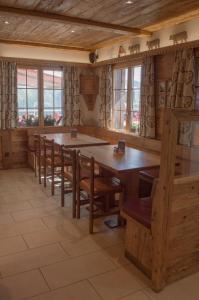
[113,65,142,134]
[17,68,39,127]
[43,70,64,126]
[17,68,64,127]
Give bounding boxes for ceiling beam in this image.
[0,5,152,36]
[0,38,91,52]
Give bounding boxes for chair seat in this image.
[122,197,152,228]
[80,177,122,195]
[46,156,62,167]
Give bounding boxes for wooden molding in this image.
[0,5,151,36]
[0,56,91,68]
[0,38,91,52]
[94,39,199,66]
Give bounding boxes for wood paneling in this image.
[155,53,175,139]
[0,1,198,49]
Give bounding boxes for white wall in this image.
[0,43,90,63]
[98,18,199,61]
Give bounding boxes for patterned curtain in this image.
[168,49,195,146]
[0,61,17,129]
[99,65,113,128]
[140,56,156,138]
[63,66,80,127]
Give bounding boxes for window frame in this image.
[112,64,142,134]
[17,65,64,128]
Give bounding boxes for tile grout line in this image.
[86,279,104,300]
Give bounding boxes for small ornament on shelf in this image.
[118,45,126,58]
[169,31,188,45]
[146,39,160,50]
[129,43,140,55]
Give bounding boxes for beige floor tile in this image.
[89,267,143,300]
[0,213,14,225]
[41,251,116,289]
[29,280,101,300]
[0,201,32,213]
[28,196,59,208]
[60,235,102,257]
[0,236,27,257]
[121,291,151,300]
[12,206,62,222]
[144,272,199,300]
[102,243,130,267]
[23,228,70,248]
[0,243,68,277]
[0,219,47,239]
[0,269,49,300]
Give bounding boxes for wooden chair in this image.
[34,135,45,184]
[76,152,125,234]
[60,146,76,217]
[43,139,61,195]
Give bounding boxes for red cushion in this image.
[122,197,152,228]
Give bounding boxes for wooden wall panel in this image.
[155,53,175,140]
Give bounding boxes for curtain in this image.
[168,49,196,146]
[99,65,113,128]
[140,56,156,138]
[0,61,17,130]
[63,66,80,127]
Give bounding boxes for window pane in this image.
[27,69,38,88]
[131,111,140,134]
[54,71,62,89]
[114,69,128,90]
[17,89,26,108]
[131,90,140,110]
[54,90,62,107]
[44,109,54,126]
[26,110,39,127]
[121,68,128,90]
[17,109,27,127]
[43,70,53,89]
[44,90,53,108]
[27,89,38,108]
[54,109,63,126]
[113,111,121,129]
[133,66,141,88]
[17,69,26,88]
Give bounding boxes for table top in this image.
[79,145,160,173]
[40,133,109,148]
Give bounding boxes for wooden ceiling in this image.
[0,0,198,51]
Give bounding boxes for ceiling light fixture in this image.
[126,0,133,4]
[4,21,9,25]
[71,30,75,33]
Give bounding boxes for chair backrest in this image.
[61,145,76,169]
[44,138,54,161]
[77,151,95,194]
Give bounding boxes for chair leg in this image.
[72,179,76,218]
[76,183,81,219]
[89,195,94,234]
[118,189,126,226]
[44,162,47,188]
[38,157,42,184]
[61,176,65,207]
[34,154,37,177]
[51,164,54,196]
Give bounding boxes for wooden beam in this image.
[0,38,91,52]
[0,5,151,36]
[91,34,135,50]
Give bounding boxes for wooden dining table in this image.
[40,133,109,148]
[79,144,160,201]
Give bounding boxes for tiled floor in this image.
[0,168,198,300]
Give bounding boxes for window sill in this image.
[109,128,139,137]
